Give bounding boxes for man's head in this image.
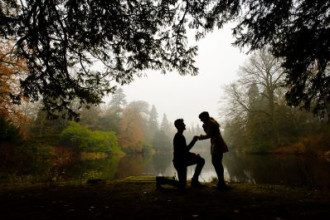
[174,118,186,131]
[199,111,210,122]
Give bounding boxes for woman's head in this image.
[199,111,210,122]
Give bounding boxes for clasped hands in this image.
[193,135,203,142]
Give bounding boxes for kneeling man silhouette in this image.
[156,118,205,191]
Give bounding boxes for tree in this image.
[0,39,27,123]
[222,48,326,152]
[240,48,286,145]
[79,105,102,130]
[2,1,328,120]
[202,0,330,121]
[29,107,69,144]
[1,0,198,118]
[152,130,171,152]
[60,122,120,154]
[99,88,127,132]
[152,113,172,152]
[222,49,286,150]
[107,88,127,114]
[146,105,159,142]
[222,116,246,152]
[160,113,173,137]
[118,101,149,153]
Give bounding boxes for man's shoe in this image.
[191,180,205,188]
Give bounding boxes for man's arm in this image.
[187,136,198,151]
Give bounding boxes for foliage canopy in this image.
[1,0,329,119]
[0,40,27,122]
[1,0,199,118]
[199,0,329,118]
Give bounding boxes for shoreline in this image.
[0,176,329,219]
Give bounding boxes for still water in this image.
[114,152,330,189]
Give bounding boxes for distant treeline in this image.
[0,88,178,182]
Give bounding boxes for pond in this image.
[114,152,330,189]
[2,149,329,189]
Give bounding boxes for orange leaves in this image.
[0,40,28,123]
[118,101,149,152]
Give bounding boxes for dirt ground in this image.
[0,176,329,220]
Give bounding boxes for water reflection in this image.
[10,150,326,188]
[223,153,330,188]
[114,152,330,189]
[114,155,145,179]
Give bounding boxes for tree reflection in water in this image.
[114,152,330,189]
[114,155,145,179]
[223,153,330,188]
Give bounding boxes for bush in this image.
[60,122,122,154]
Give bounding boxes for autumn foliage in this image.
[118,101,149,153]
[0,40,28,124]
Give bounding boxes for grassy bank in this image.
[0,176,329,219]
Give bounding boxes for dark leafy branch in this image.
[1,0,201,119]
[1,0,329,121]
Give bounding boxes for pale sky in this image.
[111,24,248,127]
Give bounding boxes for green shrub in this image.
[60,122,121,154]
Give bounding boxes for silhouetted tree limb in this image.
[1,0,200,119]
[1,0,329,121]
